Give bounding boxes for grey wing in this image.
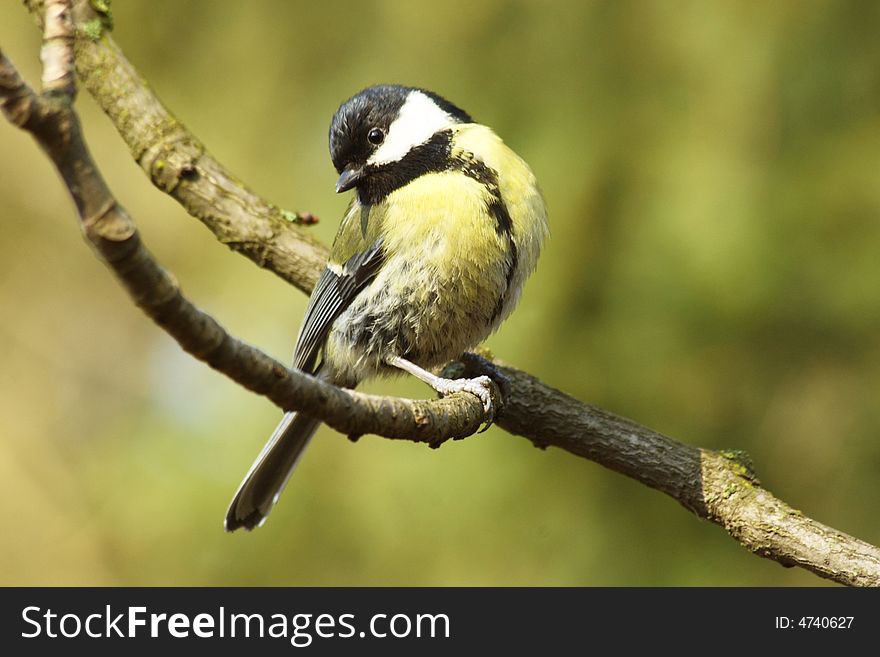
[292,240,385,373]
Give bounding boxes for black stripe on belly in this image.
[360,141,518,322]
[491,233,518,322]
[454,155,519,321]
[456,156,513,237]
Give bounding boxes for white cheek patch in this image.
[367,91,456,166]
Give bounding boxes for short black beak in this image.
[335,166,364,193]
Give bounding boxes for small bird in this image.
[225,85,547,531]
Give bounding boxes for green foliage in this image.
[1,0,878,585]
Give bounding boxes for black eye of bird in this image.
[367,128,385,145]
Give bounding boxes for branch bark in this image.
[6,0,880,586]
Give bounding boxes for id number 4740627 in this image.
[775,617,854,629]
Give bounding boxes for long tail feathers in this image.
[224,411,322,532]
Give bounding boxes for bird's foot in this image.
[433,375,495,416]
[386,354,500,429]
[459,352,512,401]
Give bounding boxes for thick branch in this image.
[8,0,880,586]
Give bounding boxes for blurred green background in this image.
[2,0,879,586]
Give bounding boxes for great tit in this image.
[225,84,548,531]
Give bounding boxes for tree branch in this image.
[7,0,880,586]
